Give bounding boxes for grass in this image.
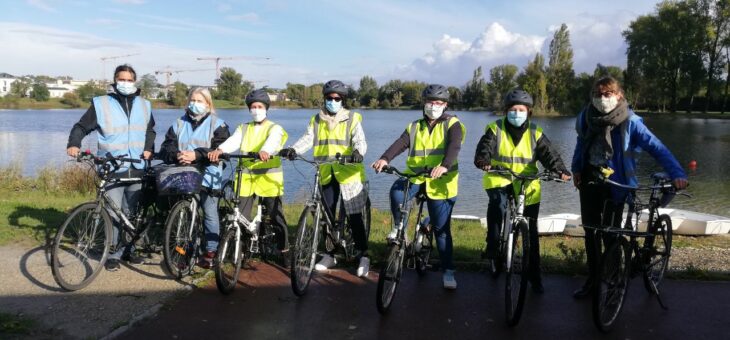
[0,97,76,110]
[0,312,35,337]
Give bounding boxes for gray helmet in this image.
[422,84,450,102]
[503,89,533,109]
[245,89,271,109]
[322,80,348,97]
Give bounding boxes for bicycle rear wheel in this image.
[291,206,321,296]
[505,220,529,326]
[51,202,112,291]
[593,236,631,332]
[163,198,203,278]
[215,226,248,294]
[376,244,405,314]
[643,214,672,294]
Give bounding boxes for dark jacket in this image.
[159,112,231,166]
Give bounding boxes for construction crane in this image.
[100,53,139,84]
[154,67,215,87]
[196,56,271,81]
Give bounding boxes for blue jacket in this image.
[92,94,151,172]
[571,108,686,200]
[173,115,226,190]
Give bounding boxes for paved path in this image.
[0,246,192,339]
[122,262,730,339]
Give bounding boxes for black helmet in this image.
[422,84,450,102]
[245,89,271,109]
[322,80,349,97]
[503,89,533,109]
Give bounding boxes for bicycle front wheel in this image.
[593,236,631,332]
[505,220,529,326]
[215,226,248,294]
[163,198,202,278]
[291,206,321,296]
[51,202,112,291]
[376,244,405,314]
[643,214,672,294]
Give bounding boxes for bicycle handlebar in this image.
[487,167,566,183]
[76,151,142,165]
[379,165,432,179]
[220,152,260,161]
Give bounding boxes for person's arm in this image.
[291,124,315,154]
[194,123,231,164]
[571,113,586,187]
[351,121,367,155]
[378,130,410,162]
[67,104,98,148]
[633,119,687,180]
[440,122,463,169]
[474,128,497,169]
[535,134,570,175]
[260,125,285,154]
[159,126,180,164]
[144,114,156,153]
[217,125,243,154]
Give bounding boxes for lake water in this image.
[1,108,729,217]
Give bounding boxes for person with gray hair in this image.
[160,87,230,269]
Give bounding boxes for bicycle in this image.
[374,165,433,314]
[214,153,289,294]
[483,168,565,326]
[289,154,372,297]
[51,152,166,291]
[590,172,689,332]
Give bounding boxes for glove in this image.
[279,148,297,160]
[351,150,364,163]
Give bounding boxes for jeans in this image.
[485,185,542,282]
[321,180,368,255]
[389,178,456,271]
[239,195,289,251]
[105,182,142,260]
[200,191,220,252]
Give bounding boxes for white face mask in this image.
[116,81,137,96]
[592,95,619,113]
[424,103,446,120]
[250,108,267,122]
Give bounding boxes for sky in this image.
[0,0,659,89]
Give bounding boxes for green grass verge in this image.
[0,312,35,337]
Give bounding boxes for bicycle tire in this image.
[505,220,529,326]
[215,227,247,294]
[414,229,432,276]
[489,204,511,278]
[593,236,631,332]
[376,244,405,314]
[643,214,672,294]
[163,198,203,279]
[291,206,321,296]
[51,202,112,291]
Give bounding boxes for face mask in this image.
[592,95,619,114]
[116,81,137,96]
[325,99,342,114]
[423,103,445,120]
[250,108,267,122]
[507,110,528,127]
[187,101,209,120]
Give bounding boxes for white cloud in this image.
[26,0,55,12]
[226,12,260,24]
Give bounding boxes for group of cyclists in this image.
[66,63,688,296]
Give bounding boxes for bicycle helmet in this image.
[245,89,271,109]
[422,84,450,102]
[503,89,533,109]
[322,80,349,97]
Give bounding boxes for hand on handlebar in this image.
[142,151,152,160]
[67,146,80,158]
[208,149,223,163]
[673,178,688,190]
[258,151,271,162]
[279,148,297,160]
[351,150,364,163]
[430,165,448,179]
[177,150,196,165]
[371,159,388,173]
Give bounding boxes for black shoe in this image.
[105,259,120,271]
[121,252,145,264]
[573,282,593,299]
[531,280,545,294]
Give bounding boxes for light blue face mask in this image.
[187,101,209,119]
[116,81,137,96]
[507,110,528,127]
[325,99,342,113]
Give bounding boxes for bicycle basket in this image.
[155,165,203,195]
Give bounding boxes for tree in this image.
[463,66,487,109]
[694,0,730,112]
[517,53,549,113]
[400,81,426,107]
[137,73,160,99]
[546,23,575,113]
[74,81,105,102]
[215,67,246,102]
[168,81,189,107]
[447,86,463,109]
[378,79,403,108]
[487,64,519,109]
[61,92,83,108]
[30,83,49,101]
[285,83,306,104]
[9,78,31,97]
[358,76,378,107]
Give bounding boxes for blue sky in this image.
[0,0,658,88]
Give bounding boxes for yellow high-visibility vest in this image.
[310,110,365,185]
[236,120,288,197]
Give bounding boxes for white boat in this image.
[538,213,581,235]
[661,209,730,235]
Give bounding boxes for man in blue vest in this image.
[67,64,156,271]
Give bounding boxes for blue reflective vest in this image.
[173,115,225,189]
[93,95,151,172]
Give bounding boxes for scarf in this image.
[582,99,630,167]
[318,108,350,131]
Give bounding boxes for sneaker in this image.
[105,259,120,272]
[356,256,370,277]
[443,269,457,290]
[121,252,145,265]
[314,254,336,271]
[386,227,398,241]
[197,251,216,269]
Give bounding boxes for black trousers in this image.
[579,179,625,282]
[238,195,289,251]
[321,180,368,255]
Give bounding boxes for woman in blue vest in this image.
[474,89,571,294]
[570,76,688,298]
[66,64,156,272]
[160,87,230,269]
